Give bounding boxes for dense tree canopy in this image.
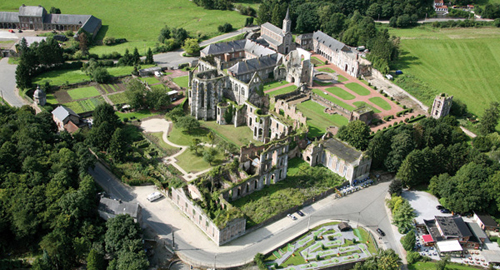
[337,120,371,150]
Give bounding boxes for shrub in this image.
[390,97,395,101]
[374,86,377,90]
[383,126,387,130]
[407,251,422,264]
[384,93,388,97]
[403,105,407,109]
[368,82,371,86]
[123,118,129,123]
[410,115,415,119]
[405,118,409,122]
[104,36,116,46]
[218,23,233,33]
[379,90,384,94]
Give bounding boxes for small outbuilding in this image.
[338,222,351,231]
[51,105,80,133]
[98,197,142,225]
[473,212,499,232]
[436,239,463,257]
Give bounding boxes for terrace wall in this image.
[311,92,352,119]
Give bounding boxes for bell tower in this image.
[282,8,291,34]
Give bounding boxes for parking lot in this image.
[402,190,452,223]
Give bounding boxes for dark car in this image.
[296,210,305,217]
[376,228,385,237]
[53,34,68,42]
[441,208,451,214]
[436,205,444,210]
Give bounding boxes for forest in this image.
[0,105,148,270]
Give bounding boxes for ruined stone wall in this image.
[274,99,307,127]
[311,93,352,119]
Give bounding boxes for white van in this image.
[147,192,163,202]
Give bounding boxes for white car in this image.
[147,192,163,202]
[154,71,162,77]
[287,214,297,220]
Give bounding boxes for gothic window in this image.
[200,87,205,108]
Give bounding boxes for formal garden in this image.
[263,222,378,269]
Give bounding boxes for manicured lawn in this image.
[267,85,297,97]
[325,87,355,100]
[33,69,89,86]
[368,97,392,111]
[67,86,101,100]
[175,146,224,173]
[115,109,160,121]
[345,83,371,96]
[385,26,500,127]
[65,97,105,113]
[107,65,155,77]
[201,120,260,147]
[318,67,335,73]
[108,92,129,104]
[353,101,381,113]
[312,89,355,111]
[264,80,288,91]
[0,0,248,55]
[296,100,348,137]
[313,81,334,86]
[140,76,160,85]
[172,76,189,89]
[337,75,348,82]
[167,125,209,146]
[311,57,325,66]
[46,93,57,104]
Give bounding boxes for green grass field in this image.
[167,125,209,146]
[337,75,348,82]
[140,76,160,85]
[311,57,325,66]
[325,87,355,100]
[368,97,392,111]
[175,146,224,173]
[408,261,479,270]
[108,92,129,104]
[33,69,88,86]
[264,80,288,91]
[386,26,500,121]
[296,100,348,137]
[312,89,355,111]
[353,101,381,113]
[65,97,105,113]
[267,85,297,97]
[318,67,335,73]
[172,76,189,89]
[67,86,101,100]
[115,109,160,121]
[345,83,371,96]
[0,1,248,55]
[201,120,260,147]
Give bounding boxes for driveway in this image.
[0,58,25,107]
[89,162,401,268]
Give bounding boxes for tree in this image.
[406,251,421,264]
[296,3,320,33]
[175,116,200,133]
[392,199,416,233]
[479,102,500,135]
[182,38,201,56]
[218,23,233,33]
[388,179,403,196]
[115,250,149,270]
[132,47,141,65]
[125,79,147,109]
[146,86,171,110]
[172,28,189,43]
[396,149,434,188]
[385,132,415,172]
[87,249,105,270]
[93,67,111,83]
[92,103,119,129]
[105,215,142,255]
[203,148,217,165]
[109,128,127,162]
[337,120,371,150]
[366,3,382,19]
[158,25,171,43]
[189,138,202,155]
[401,230,416,251]
[145,48,154,64]
[166,106,185,123]
[254,253,266,270]
[78,32,89,56]
[435,255,450,270]
[50,7,61,14]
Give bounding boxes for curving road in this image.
[0,58,25,107]
[89,162,403,268]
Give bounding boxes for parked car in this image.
[287,214,297,220]
[8,29,14,33]
[18,29,23,33]
[436,205,444,210]
[147,192,163,202]
[296,210,305,217]
[385,74,393,80]
[441,208,451,214]
[376,228,385,236]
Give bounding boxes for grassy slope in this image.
[325,87,356,100]
[200,120,260,147]
[345,83,371,96]
[387,26,500,119]
[312,89,355,111]
[172,76,189,89]
[368,97,392,111]
[267,85,297,97]
[67,86,100,100]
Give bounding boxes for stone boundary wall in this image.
[274,99,307,127]
[311,93,352,119]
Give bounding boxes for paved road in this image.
[0,58,25,107]
[375,17,493,24]
[153,26,259,68]
[90,162,402,268]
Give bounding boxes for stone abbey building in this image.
[0,5,101,38]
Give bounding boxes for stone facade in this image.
[302,138,372,184]
[259,8,295,55]
[275,48,314,87]
[171,187,246,246]
[0,5,101,38]
[312,31,360,77]
[431,93,453,119]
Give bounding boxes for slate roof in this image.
[201,39,247,56]
[0,12,20,23]
[322,137,363,164]
[436,216,472,238]
[98,197,140,220]
[262,22,284,37]
[45,14,89,25]
[260,35,281,47]
[19,5,45,17]
[313,31,349,52]
[475,212,499,227]
[244,40,275,56]
[228,53,280,75]
[81,15,101,34]
[52,105,78,122]
[467,222,488,241]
